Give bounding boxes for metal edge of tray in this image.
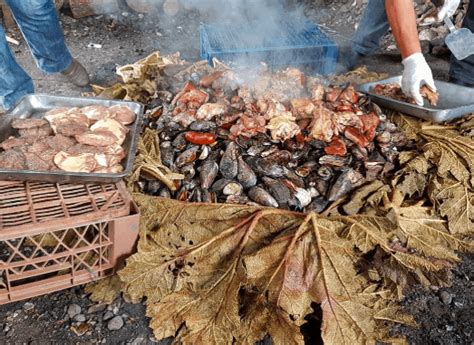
[357,76,474,123]
[0,94,144,184]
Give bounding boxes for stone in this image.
[129,337,146,345]
[103,311,114,321]
[23,302,35,311]
[440,291,453,305]
[67,304,82,318]
[107,316,124,331]
[87,304,107,314]
[74,314,87,322]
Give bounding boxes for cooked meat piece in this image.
[11,118,48,129]
[75,130,118,147]
[44,135,76,151]
[196,103,227,121]
[24,152,50,171]
[420,85,439,106]
[66,144,103,155]
[0,150,27,170]
[0,136,29,150]
[54,151,97,173]
[372,83,439,106]
[309,104,336,142]
[94,165,124,174]
[56,121,89,137]
[18,125,53,138]
[90,119,127,145]
[81,105,111,122]
[108,105,136,125]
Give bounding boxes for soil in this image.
[0,1,469,344]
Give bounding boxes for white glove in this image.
[401,53,437,106]
[437,0,461,22]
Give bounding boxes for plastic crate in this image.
[0,181,139,304]
[200,19,338,75]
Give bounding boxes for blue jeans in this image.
[352,0,474,84]
[0,0,72,109]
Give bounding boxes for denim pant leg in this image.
[0,24,34,109]
[449,0,474,84]
[6,0,72,73]
[352,0,390,56]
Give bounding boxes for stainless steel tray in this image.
[357,76,474,122]
[0,94,144,183]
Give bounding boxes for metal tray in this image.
[357,76,474,122]
[0,94,144,183]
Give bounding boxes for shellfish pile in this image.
[142,67,408,213]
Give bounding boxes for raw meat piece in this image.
[90,119,127,145]
[0,150,27,170]
[66,144,104,155]
[75,130,117,147]
[54,151,97,173]
[44,135,76,151]
[18,125,54,138]
[81,105,111,122]
[0,137,29,150]
[24,152,50,171]
[11,118,48,129]
[108,105,136,125]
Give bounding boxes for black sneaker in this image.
[61,58,90,87]
[337,47,365,73]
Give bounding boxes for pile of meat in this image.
[372,83,439,106]
[0,105,136,173]
[142,67,408,213]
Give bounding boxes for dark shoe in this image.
[337,47,365,73]
[61,58,90,87]
[448,76,474,87]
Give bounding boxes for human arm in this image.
[385,0,436,105]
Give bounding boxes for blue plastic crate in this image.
[200,19,339,75]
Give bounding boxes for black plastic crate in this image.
[200,19,338,75]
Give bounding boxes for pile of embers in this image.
[142,67,407,213]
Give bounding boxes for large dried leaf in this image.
[85,275,122,304]
[429,177,474,235]
[121,196,443,344]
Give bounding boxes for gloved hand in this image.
[401,53,437,106]
[437,0,461,22]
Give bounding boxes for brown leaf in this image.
[429,177,474,235]
[342,181,387,215]
[85,275,122,304]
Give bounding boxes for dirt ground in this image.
[0,2,470,344]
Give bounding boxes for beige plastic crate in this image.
[0,181,139,304]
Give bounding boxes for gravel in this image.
[107,316,125,331]
[67,304,82,319]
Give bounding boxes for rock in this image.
[74,314,87,322]
[103,311,114,321]
[129,337,146,345]
[87,304,107,314]
[23,302,35,311]
[67,304,82,318]
[107,316,124,331]
[440,291,453,305]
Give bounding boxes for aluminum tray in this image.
[357,76,474,122]
[0,94,144,183]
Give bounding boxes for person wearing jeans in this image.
[344,0,473,105]
[0,0,89,110]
